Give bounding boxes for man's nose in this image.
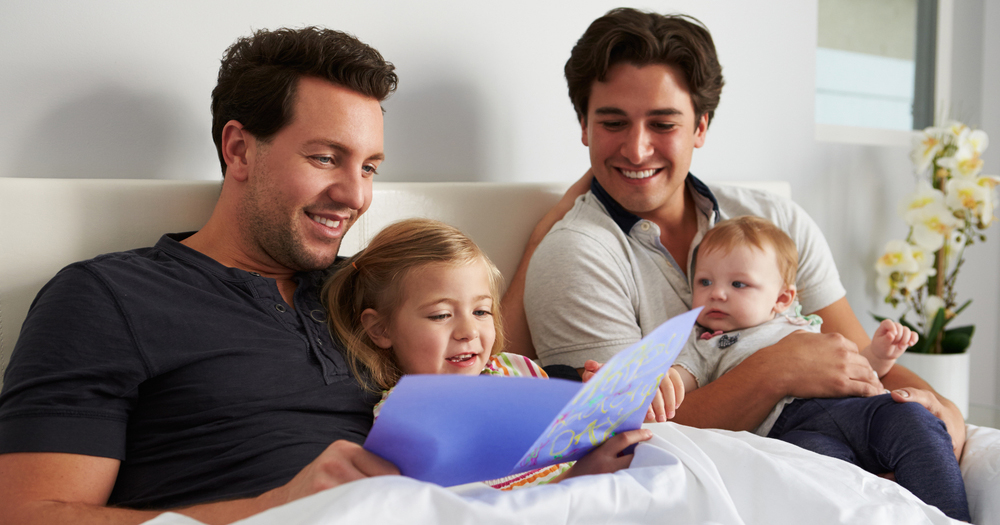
[326,168,368,211]
[620,125,654,164]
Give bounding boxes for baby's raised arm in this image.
[862,319,918,378]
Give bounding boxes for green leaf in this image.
[953,299,972,317]
[941,330,972,353]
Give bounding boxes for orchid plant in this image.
[874,121,996,354]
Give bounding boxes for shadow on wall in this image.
[381,78,488,182]
[11,86,203,180]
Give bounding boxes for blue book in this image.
[363,308,698,486]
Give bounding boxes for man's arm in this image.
[671,298,883,431]
[816,297,966,456]
[0,442,399,525]
[501,172,593,359]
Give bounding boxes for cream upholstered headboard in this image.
[0,178,789,388]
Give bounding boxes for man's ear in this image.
[220,120,251,182]
[693,112,709,149]
[580,116,589,147]
[361,308,392,349]
[774,285,797,315]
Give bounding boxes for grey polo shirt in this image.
[525,175,845,368]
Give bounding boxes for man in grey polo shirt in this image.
[519,8,966,449]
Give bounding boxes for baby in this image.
[325,218,680,489]
[671,215,969,522]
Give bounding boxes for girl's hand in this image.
[580,360,685,422]
[560,428,653,480]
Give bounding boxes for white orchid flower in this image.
[904,245,937,292]
[910,201,963,251]
[965,129,989,155]
[876,240,919,276]
[875,270,899,300]
[911,130,943,173]
[923,295,946,328]
[945,121,968,140]
[976,175,1000,227]
[898,181,946,224]
[946,176,990,215]
[940,148,984,178]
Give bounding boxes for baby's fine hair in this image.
[696,216,798,287]
[323,218,506,391]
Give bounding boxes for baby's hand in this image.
[581,359,603,383]
[580,360,684,422]
[645,367,685,423]
[560,429,653,480]
[872,319,918,361]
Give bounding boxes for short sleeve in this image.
[0,264,148,459]
[777,200,846,314]
[672,332,712,388]
[484,353,549,378]
[525,224,642,368]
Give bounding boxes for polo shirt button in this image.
[249,272,261,277]
[640,222,651,231]
[275,304,286,313]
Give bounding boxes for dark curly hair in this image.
[211,26,398,177]
[565,8,724,126]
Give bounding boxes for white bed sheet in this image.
[144,423,967,525]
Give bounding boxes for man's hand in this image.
[580,360,684,422]
[261,441,399,507]
[559,428,653,480]
[673,329,883,431]
[890,386,967,461]
[768,330,884,400]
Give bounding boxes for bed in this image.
[2,178,999,524]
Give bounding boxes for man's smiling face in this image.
[582,62,707,220]
[239,76,385,272]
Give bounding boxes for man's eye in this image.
[313,156,334,165]
[652,122,676,131]
[362,164,379,176]
[600,120,626,130]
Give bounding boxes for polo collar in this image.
[590,173,720,235]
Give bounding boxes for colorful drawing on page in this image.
[514,308,697,469]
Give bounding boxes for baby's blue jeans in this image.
[768,393,970,522]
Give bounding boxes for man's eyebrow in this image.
[593,107,627,116]
[304,140,384,161]
[592,107,684,117]
[648,108,683,117]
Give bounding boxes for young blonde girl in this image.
[324,218,655,489]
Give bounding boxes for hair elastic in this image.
[352,261,358,270]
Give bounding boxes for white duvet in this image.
[145,423,999,525]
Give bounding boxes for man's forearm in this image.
[10,492,279,525]
[671,352,783,431]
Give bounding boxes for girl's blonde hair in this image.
[695,215,799,287]
[323,218,506,392]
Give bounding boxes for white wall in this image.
[2,0,998,412]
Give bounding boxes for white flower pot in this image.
[896,351,970,419]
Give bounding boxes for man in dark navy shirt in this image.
[0,27,401,524]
